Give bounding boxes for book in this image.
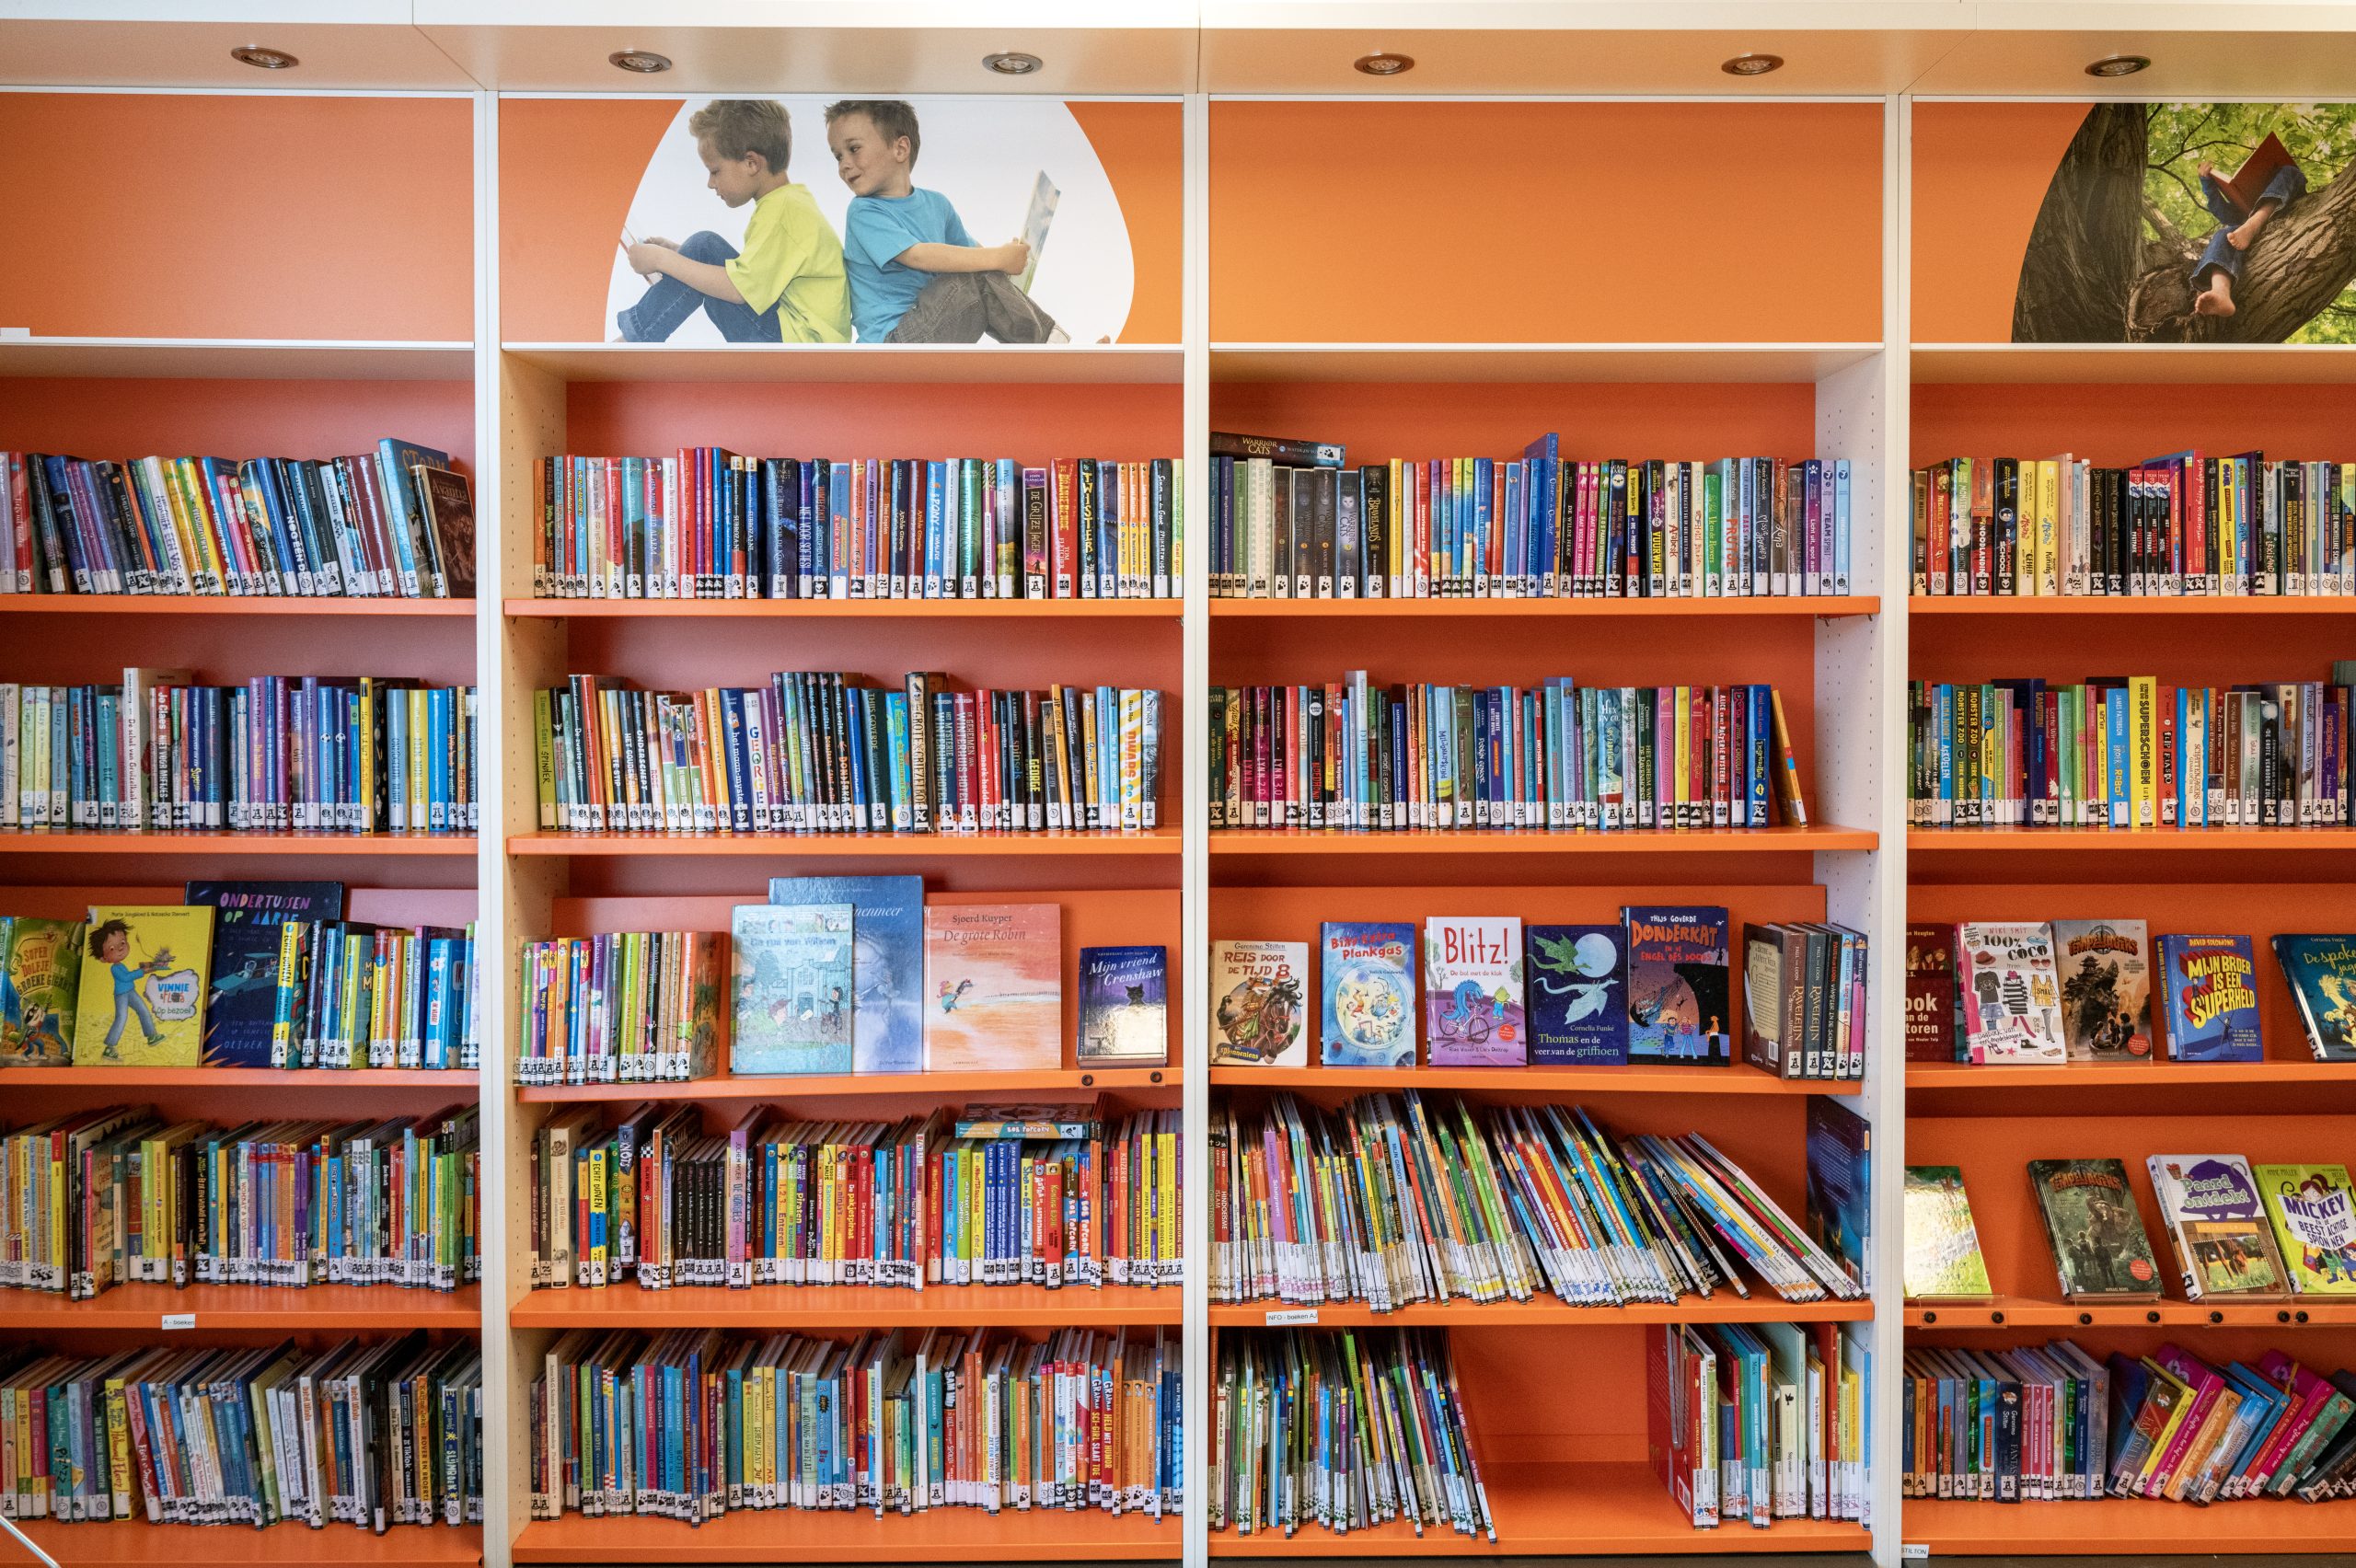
[2159,933,2265,1063]
[2050,918,2154,1062]
[1623,905,1731,1066]
[2147,1154,2292,1301]
[184,880,344,1067]
[921,904,1062,1073]
[1953,921,2066,1065]
[2270,935,2356,1063]
[729,902,855,1075]
[1904,922,1959,1063]
[1210,940,1308,1066]
[953,1102,1102,1140]
[768,876,923,1074]
[1903,1166,1995,1302]
[514,929,710,1084]
[0,915,82,1065]
[2218,133,2297,216]
[1076,944,1168,1066]
[1423,916,1526,1066]
[2028,1158,2165,1302]
[1741,920,1865,1080]
[1526,923,1626,1066]
[1014,169,1058,294]
[70,905,212,1066]
[2254,1163,2356,1297]
[411,465,477,597]
[1319,920,1416,1067]
[1806,1098,1873,1294]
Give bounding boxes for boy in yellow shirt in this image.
[618,99,851,343]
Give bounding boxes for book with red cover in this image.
[2219,133,2295,216]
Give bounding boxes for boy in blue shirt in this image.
[823,99,1068,344]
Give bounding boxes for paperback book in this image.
[1902,1166,1995,1302]
[2255,1163,2356,1297]
[921,904,1062,1073]
[2158,933,2264,1063]
[1319,921,1416,1067]
[1423,916,1525,1066]
[768,875,923,1074]
[0,916,81,1065]
[2271,935,2356,1062]
[2050,918,2153,1062]
[1526,923,1626,1066]
[70,905,212,1067]
[1953,921,2066,1065]
[1076,944,1168,1066]
[1210,940,1307,1066]
[1904,922,1959,1064]
[730,903,854,1075]
[2028,1158,2165,1303]
[1623,905,1731,1066]
[184,880,345,1067]
[2146,1153,2290,1300]
[1806,1098,1873,1294]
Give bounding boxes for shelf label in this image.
[161,1313,196,1331]
[1902,1546,1930,1561]
[1265,1308,1320,1326]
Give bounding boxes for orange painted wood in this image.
[0,1282,479,1332]
[510,1284,1180,1330]
[1905,1296,2356,1331]
[1214,825,1875,855]
[513,830,1180,858]
[2,1066,476,1090]
[1214,596,1879,620]
[507,598,1178,620]
[0,376,477,473]
[1210,1064,1862,1097]
[518,1067,1173,1103]
[1904,1493,2356,1554]
[1911,596,2356,617]
[14,1520,481,1568]
[514,1507,1176,1562]
[1907,102,2092,346]
[1908,1061,2356,1119]
[0,833,476,856]
[1208,1298,1872,1328]
[1911,382,2356,469]
[1909,827,2356,854]
[2,596,472,617]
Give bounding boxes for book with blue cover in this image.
[184,881,343,1067]
[2157,933,2264,1063]
[2271,934,2356,1063]
[1320,921,1416,1067]
[732,903,855,1075]
[1525,923,1626,1066]
[768,875,923,1074]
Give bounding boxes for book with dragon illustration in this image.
[1526,923,1626,1066]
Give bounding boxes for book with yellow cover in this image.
[71,905,213,1066]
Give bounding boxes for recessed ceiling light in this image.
[229,45,299,70]
[984,52,1044,75]
[1721,52,1784,76]
[607,49,673,75]
[1353,52,1415,76]
[2085,53,2152,77]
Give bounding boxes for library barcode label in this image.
[161,1313,196,1331]
[1265,1308,1320,1326]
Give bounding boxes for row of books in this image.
[532,453,1179,601]
[529,1327,1181,1523]
[1207,1093,1869,1310]
[1910,453,2354,598]
[0,1103,480,1299]
[528,1102,1176,1293]
[1648,1320,1872,1529]
[2,1333,483,1530]
[1907,917,2356,1067]
[4,676,479,835]
[535,674,1163,836]
[1207,432,1854,599]
[1208,679,1810,834]
[1901,1340,2356,1505]
[1907,674,2354,830]
[2,887,479,1072]
[1903,1158,2356,1306]
[1207,1327,1488,1539]
[2,444,474,598]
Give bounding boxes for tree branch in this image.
[2142,198,2193,255]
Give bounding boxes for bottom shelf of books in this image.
[1906,1492,2356,1555]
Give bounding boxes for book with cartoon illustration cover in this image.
[2254,1163,2356,1297]
[1953,921,2066,1065]
[1423,916,1525,1067]
[2050,918,2154,1064]
[71,905,214,1067]
[730,903,854,1076]
[769,876,923,1074]
[2271,935,2356,1063]
[921,904,1062,1073]
[2147,1153,2291,1301]
[1320,921,1416,1067]
[1526,924,1626,1066]
[0,917,82,1066]
[1622,905,1730,1066]
[1210,940,1307,1066]
[2159,933,2264,1063]
[185,881,344,1067]
[2028,1157,2165,1303]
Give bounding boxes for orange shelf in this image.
[1905,1294,2356,1331]
[1212,595,1878,619]
[1904,1493,2356,1554]
[514,1504,1175,1562]
[1207,1460,1867,1556]
[6,1066,477,1090]
[1910,827,2356,856]
[510,1283,1180,1330]
[1212,1063,1861,1096]
[505,597,1178,620]
[0,832,476,857]
[1213,824,1876,855]
[517,1066,1172,1102]
[1909,1060,2356,1118]
[0,1282,480,1331]
[1911,595,2356,617]
[1209,1297,1872,1327]
[0,594,473,617]
[510,828,1179,859]
[15,1520,481,1568]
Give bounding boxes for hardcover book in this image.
[1622,905,1730,1066]
[1904,922,1959,1063]
[184,881,345,1068]
[0,917,82,1066]
[2027,1158,2165,1302]
[2253,1163,2356,1297]
[730,903,855,1075]
[1806,1098,1872,1294]
[769,876,924,1074]
[2158,934,2265,1063]
[71,905,213,1067]
[1320,921,1416,1068]
[412,465,477,597]
[921,904,1062,1073]
[1526,924,1626,1066]
[1903,1166,1995,1302]
[1423,917,1526,1067]
[1211,940,1308,1066]
[1076,944,1168,1066]
[1953,921,2066,1065]
[2050,918,2154,1063]
[2147,1154,2291,1301]
[2270,935,2356,1063]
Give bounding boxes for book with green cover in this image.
[71,905,213,1066]
[2028,1157,2165,1302]
[1,916,83,1065]
[1903,1165,1995,1302]
[2254,1163,2356,1297]
[730,903,855,1076]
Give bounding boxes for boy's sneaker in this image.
[1047,326,1071,344]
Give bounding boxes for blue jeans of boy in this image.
[615,231,781,343]
[2195,163,2307,284]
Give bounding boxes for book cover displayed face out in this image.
[2146,1154,2291,1300]
[2157,933,2264,1063]
[1319,921,1415,1068]
[1526,924,1626,1066]
[1622,905,1730,1066]
[1422,917,1525,1067]
[769,876,924,1075]
[921,904,1063,1073]
[1903,922,1959,1064]
[72,905,213,1067]
[730,903,855,1075]
[2027,1158,2165,1302]
[1,917,83,1066]
[1806,1099,1872,1294]
[184,881,345,1068]
[2269,935,2356,1063]
[1902,1166,1995,1302]
[2050,918,2153,1063]
[2254,1163,2356,1296]
[1210,940,1307,1066]
[1953,921,2065,1065]
[1076,945,1168,1066]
